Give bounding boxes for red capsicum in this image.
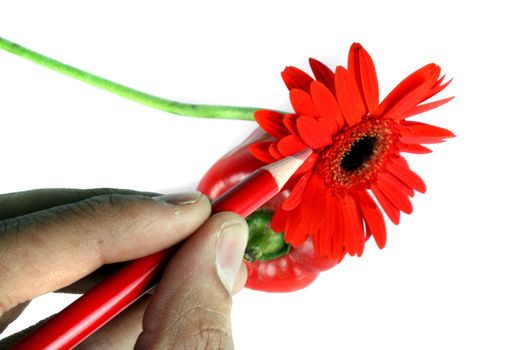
[198,128,339,292]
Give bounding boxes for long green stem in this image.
[0,36,265,121]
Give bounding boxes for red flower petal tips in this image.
[251,43,454,260]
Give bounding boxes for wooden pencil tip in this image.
[263,148,312,190]
[292,148,313,162]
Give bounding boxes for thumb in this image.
[135,212,249,350]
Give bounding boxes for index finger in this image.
[0,188,159,220]
[0,192,210,315]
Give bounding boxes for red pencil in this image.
[13,148,312,350]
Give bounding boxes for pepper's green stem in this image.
[244,210,290,262]
[0,36,267,121]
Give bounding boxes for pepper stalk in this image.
[244,210,291,262]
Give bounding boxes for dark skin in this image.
[0,189,248,349]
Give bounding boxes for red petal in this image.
[378,63,441,119]
[383,172,414,197]
[371,185,400,224]
[427,76,453,100]
[340,200,357,256]
[384,77,440,120]
[313,194,338,259]
[378,64,439,111]
[268,142,282,159]
[283,114,299,135]
[353,43,379,113]
[282,173,310,210]
[309,57,336,95]
[285,207,310,246]
[355,189,376,208]
[387,158,426,193]
[313,228,325,259]
[254,110,288,138]
[356,191,387,249]
[249,142,276,163]
[376,174,413,214]
[271,204,288,233]
[290,88,318,116]
[335,66,366,127]
[400,121,455,144]
[399,143,433,154]
[396,156,409,167]
[314,194,346,260]
[277,134,306,156]
[364,223,372,241]
[318,117,340,137]
[295,152,319,175]
[404,97,454,118]
[400,137,447,145]
[281,66,314,92]
[285,174,326,247]
[328,196,347,261]
[292,174,327,243]
[310,81,345,130]
[296,116,333,149]
[342,196,365,256]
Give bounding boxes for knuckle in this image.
[61,194,148,225]
[0,297,12,317]
[146,295,233,349]
[0,214,39,237]
[196,327,232,350]
[176,305,233,349]
[0,216,29,276]
[65,194,146,250]
[72,194,124,219]
[0,215,50,314]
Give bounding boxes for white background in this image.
[1,1,524,349]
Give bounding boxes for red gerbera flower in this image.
[249,43,454,261]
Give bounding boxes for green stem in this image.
[244,210,290,262]
[0,36,265,121]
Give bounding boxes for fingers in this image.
[1,212,248,349]
[0,188,159,296]
[0,192,211,315]
[135,212,248,349]
[0,188,159,220]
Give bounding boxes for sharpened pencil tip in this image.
[292,148,313,162]
[262,148,313,190]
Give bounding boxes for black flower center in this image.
[340,136,377,172]
[318,119,397,193]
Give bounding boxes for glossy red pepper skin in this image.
[198,128,339,292]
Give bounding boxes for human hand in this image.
[0,188,248,349]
